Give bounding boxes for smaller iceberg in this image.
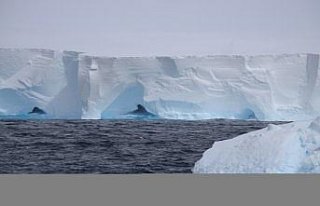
[0,107,48,120]
[193,117,320,173]
[124,104,158,120]
[28,107,46,115]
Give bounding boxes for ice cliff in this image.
[193,116,320,173]
[0,48,319,120]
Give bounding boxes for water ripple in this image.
[0,119,288,174]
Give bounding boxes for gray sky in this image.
[0,0,319,56]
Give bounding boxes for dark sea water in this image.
[0,119,288,174]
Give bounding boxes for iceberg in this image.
[28,107,46,114]
[0,48,319,120]
[123,104,158,119]
[193,117,320,173]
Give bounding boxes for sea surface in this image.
[0,119,288,174]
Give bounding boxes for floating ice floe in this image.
[193,117,320,173]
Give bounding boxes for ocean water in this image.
[0,119,288,174]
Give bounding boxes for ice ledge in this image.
[1,47,318,59]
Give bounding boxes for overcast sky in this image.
[0,0,319,56]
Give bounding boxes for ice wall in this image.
[0,48,319,120]
[0,49,81,118]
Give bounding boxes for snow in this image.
[193,117,320,173]
[0,48,319,120]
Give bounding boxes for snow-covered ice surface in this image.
[193,117,320,173]
[0,48,319,120]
